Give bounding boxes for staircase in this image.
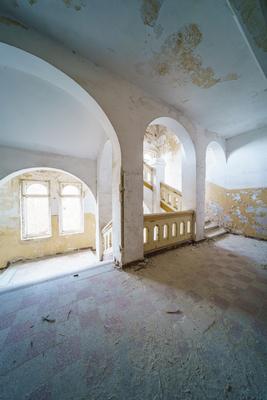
[204,220,226,239]
[143,162,182,213]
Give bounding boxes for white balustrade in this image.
[160,182,182,211]
[143,210,195,254]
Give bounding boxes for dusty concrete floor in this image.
[0,234,266,400]
[0,249,98,291]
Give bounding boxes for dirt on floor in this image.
[0,234,266,400]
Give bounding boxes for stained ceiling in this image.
[0,0,266,138]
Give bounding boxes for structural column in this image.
[151,158,165,213]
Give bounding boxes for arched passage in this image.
[0,167,98,286]
[0,43,122,265]
[205,141,227,228]
[144,116,196,212]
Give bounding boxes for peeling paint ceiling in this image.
[0,0,266,137]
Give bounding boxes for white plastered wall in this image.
[226,126,267,189]
[206,141,227,188]
[163,147,182,192]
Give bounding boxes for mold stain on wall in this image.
[0,170,96,269]
[206,182,267,239]
[230,0,267,52]
[0,15,28,29]
[140,23,238,88]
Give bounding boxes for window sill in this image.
[21,234,52,241]
[60,230,84,236]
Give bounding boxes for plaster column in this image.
[96,141,113,261]
[151,158,165,213]
[121,167,144,265]
[195,139,206,241]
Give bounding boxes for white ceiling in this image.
[0,64,106,159]
[0,0,266,138]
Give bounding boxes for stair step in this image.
[204,221,219,231]
[205,227,227,239]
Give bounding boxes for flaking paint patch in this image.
[206,182,267,239]
[141,23,238,88]
[28,0,38,5]
[230,0,267,52]
[140,0,164,27]
[0,16,28,30]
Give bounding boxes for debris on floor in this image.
[42,315,56,323]
[166,309,183,315]
[0,235,266,400]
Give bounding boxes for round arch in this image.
[147,116,197,210]
[0,166,96,205]
[0,42,122,264]
[0,42,121,163]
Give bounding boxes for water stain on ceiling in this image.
[140,0,165,27]
[230,0,267,52]
[138,23,238,89]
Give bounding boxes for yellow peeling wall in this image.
[0,170,96,269]
[206,182,267,240]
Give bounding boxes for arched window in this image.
[60,183,84,235]
[21,180,51,240]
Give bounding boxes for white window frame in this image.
[20,180,52,240]
[59,182,84,236]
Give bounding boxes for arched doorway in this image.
[143,124,182,214]
[143,116,196,214]
[0,167,98,289]
[0,42,122,266]
[143,116,197,254]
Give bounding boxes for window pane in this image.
[25,182,48,195]
[61,197,83,233]
[61,184,81,196]
[24,197,50,237]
